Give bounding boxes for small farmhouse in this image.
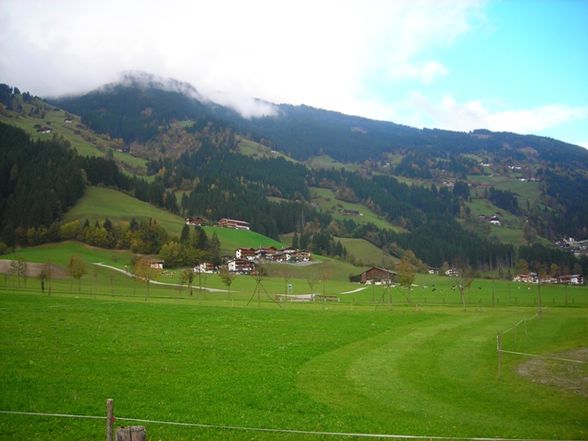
[218,218,250,230]
[489,215,501,226]
[445,268,460,277]
[194,262,217,274]
[235,248,256,260]
[149,259,164,269]
[291,249,311,262]
[360,267,396,284]
[227,258,256,274]
[558,274,584,285]
[185,216,207,226]
[513,273,538,283]
[255,247,278,260]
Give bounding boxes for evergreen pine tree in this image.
[180,224,190,245]
[209,232,221,265]
[291,232,299,249]
[195,226,208,250]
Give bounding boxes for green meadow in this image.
[336,236,398,268]
[310,187,403,232]
[468,174,542,207]
[0,275,586,441]
[63,186,187,236]
[63,186,284,253]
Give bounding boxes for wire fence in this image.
[496,313,587,379]
[0,282,585,311]
[0,407,584,441]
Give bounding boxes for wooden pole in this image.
[497,333,503,377]
[106,398,114,441]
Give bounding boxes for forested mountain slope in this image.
[1,76,587,273]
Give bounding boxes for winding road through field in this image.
[92,262,229,292]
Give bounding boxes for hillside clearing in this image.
[310,187,404,232]
[0,104,147,172]
[63,186,284,253]
[64,186,186,235]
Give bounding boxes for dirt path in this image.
[339,286,368,294]
[0,259,67,278]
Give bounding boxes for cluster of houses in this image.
[513,273,584,285]
[193,246,312,275]
[555,237,588,257]
[185,216,251,231]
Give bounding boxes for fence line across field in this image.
[0,407,585,441]
[496,313,587,378]
[500,313,538,335]
[499,349,587,364]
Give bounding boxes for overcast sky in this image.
[1,0,587,147]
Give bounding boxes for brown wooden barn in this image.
[360,267,396,284]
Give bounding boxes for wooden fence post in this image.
[497,333,503,377]
[106,398,114,441]
[117,426,147,441]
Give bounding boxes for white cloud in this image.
[388,61,449,84]
[0,0,484,117]
[405,91,588,136]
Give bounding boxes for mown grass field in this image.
[1,242,587,441]
[0,276,586,441]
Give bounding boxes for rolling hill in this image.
[64,186,283,254]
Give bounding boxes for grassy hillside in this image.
[336,236,398,268]
[1,241,133,269]
[237,136,300,164]
[203,226,282,255]
[310,187,404,232]
[305,154,360,171]
[64,186,186,235]
[469,174,542,207]
[64,186,283,253]
[0,102,147,172]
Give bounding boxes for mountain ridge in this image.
[47,72,588,166]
